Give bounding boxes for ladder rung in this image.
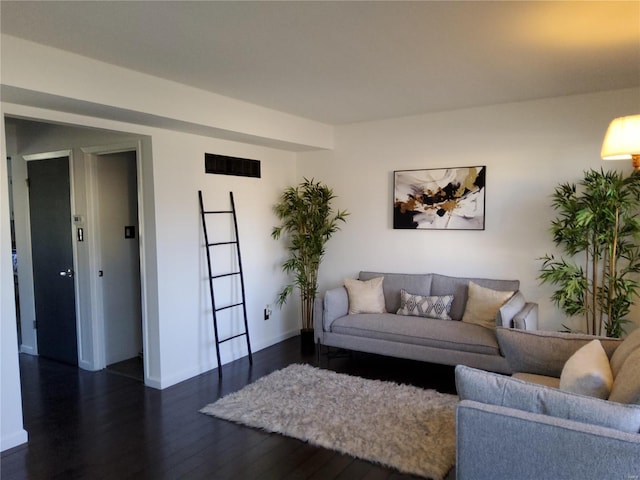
[204,210,233,214]
[215,302,244,312]
[211,272,240,279]
[208,241,238,246]
[219,332,248,344]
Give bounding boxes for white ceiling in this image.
[1,1,639,125]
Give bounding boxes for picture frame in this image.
[393,166,486,230]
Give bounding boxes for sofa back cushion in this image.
[359,272,432,313]
[496,328,622,378]
[456,365,640,433]
[431,274,519,321]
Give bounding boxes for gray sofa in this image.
[314,271,538,373]
[455,328,640,479]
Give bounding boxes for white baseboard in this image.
[152,328,300,390]
[19,344,36,355]
[1,429,28,452]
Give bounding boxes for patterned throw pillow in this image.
[396,290,454,320]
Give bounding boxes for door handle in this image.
[59,269,74,279]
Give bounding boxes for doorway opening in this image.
[91,150,144,382]
[5,118,148,385]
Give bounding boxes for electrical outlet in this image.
[264,306,271,321]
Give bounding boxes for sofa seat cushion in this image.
[330,313,501,356]
[513,372,561,389]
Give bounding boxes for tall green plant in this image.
[540,169,640,337]
[272,178,348,330]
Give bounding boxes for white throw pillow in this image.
[560,339,613,400]
[462,281,514,329]
[344,277,386,314]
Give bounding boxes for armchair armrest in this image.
[457,400,640,480]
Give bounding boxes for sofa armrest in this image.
[456,400,640,480]
[512,302,538,330]
[496,291,538,330]
[320,286,349,332]
[313,297,324,342]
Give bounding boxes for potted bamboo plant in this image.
[539,169,640,337]
[272,178,348,353]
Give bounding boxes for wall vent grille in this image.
[205,153,261,178]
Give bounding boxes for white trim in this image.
[154,329,299,390]
[23,150,72,162]
[1,428,28,451]
[67,152,86,369]
[19,344,36,355]
[18,159,37,356]
[83,151,105,370]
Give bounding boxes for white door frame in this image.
[82,141,149,384]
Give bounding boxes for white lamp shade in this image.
[601,114,640,160]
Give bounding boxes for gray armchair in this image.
[455,328,640,480]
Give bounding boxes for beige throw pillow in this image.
[344,277,386,314]
[560,339,613,400]
[462,281,514,329]
[609,327,640,377]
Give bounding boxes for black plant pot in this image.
[300,328,315,355]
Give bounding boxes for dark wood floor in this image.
[1,337,457,480]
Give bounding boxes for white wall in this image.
[1,34,333,151]
[150,130,300,387]
[0,115,29,451]
[298,88,640,332]
[4,109,301,392]
[0,34,321,452]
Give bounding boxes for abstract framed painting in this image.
[393,166,486,230]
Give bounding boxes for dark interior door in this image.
[28,156,78,365]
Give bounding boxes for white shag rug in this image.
[200,364,457,479]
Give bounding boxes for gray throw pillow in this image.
[455,365,640,433]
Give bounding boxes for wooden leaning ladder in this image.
[198,190,253,378]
